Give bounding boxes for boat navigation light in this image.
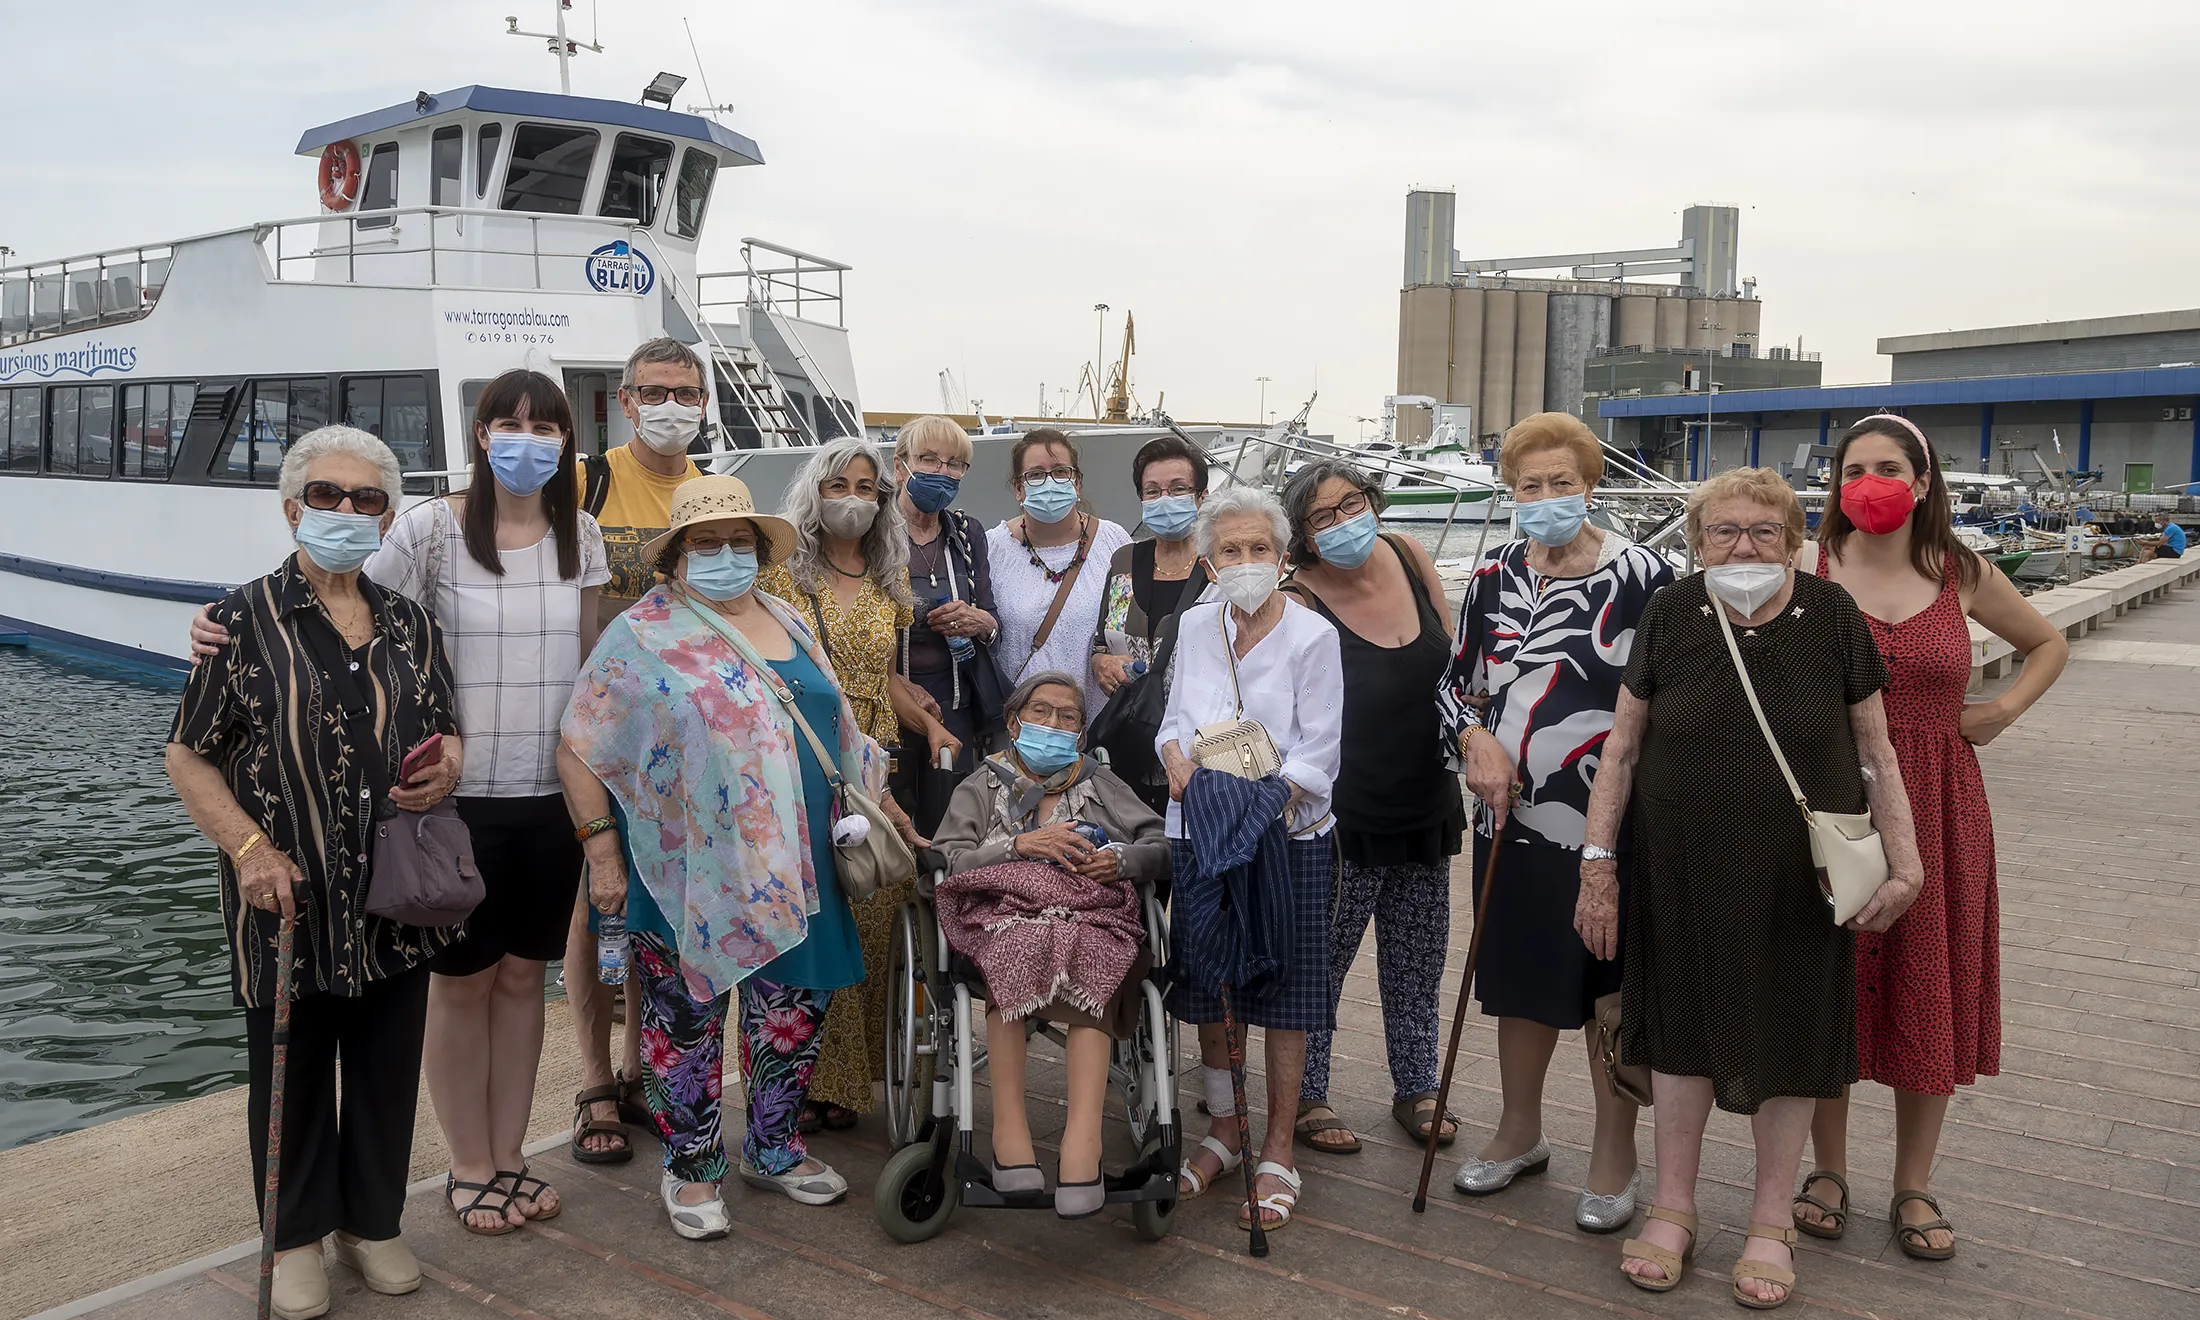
[641,72,687,107]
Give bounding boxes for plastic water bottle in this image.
[596,911,628,985]
[1072,821,1111,849]
[1129,659,1147,678]
[936,595,976,663]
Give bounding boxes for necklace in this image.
[1018,515,1089,584]
[828,555,869,579]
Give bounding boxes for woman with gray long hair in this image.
[760,436,953,1131]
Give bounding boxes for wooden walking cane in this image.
[1413,814,1508,1213]
[257,916,296,1320]
[1216,986,1267,1258]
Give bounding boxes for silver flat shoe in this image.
[1452,1138,1551,1196]
[1575,1169,1640,1233]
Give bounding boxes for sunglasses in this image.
[301,480,391,517]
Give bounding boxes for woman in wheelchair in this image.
[932,671,1170,1218]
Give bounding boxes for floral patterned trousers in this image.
[633,930,833,1182]
[1301,859,1450,1104]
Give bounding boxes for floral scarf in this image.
[562,584,888,1002]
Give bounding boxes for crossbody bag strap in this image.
[1218,607,1247,718]
[1708,594,1811,818]
[423,497,450,614]
[677,590,848,793]
[1024,523,1093,660]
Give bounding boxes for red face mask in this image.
[1841,473,1917,535]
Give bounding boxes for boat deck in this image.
[16,583,2200,1320]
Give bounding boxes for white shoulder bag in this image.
[1187,607,1282,779]
[1710,596,1887,925]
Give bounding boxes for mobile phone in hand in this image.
[399,733,443,785]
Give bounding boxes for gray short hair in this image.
[778,436,914,610]
[621,336,705,390]
[1281,459,1384,563]
[1006,670,1086,726]
[1194,484,1292,561]
[280,425,401,501]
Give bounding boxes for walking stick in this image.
[1412,815,1507,1213]
[257,916,296,1320]
[1216,986,1268,1257]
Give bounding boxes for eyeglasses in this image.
[1703,522,1787,549]
[1140,482,1197,500]
[684,533,755,555]
[632,385,707,407]
[907,452,970,477]
[1018,699,1082,730]
[1019,466,1079,488]
[301,480,391,517]
[1304,490,1372,533]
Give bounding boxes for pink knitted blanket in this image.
[934,861,1145,1021]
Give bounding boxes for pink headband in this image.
[1854,413,1928,447]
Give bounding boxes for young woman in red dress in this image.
[1791,415,2067,1260]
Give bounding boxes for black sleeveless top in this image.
[1295,536,1466,866]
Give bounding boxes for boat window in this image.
[712,369,762,449]
[2,389,39,471]
[813,394,850,441]
[357,141,401,229]
[475,123,503,199]
[218,378,329,484]
[599,134,673,226]
[121,382,194,480]
[343,375,434,475]
[43,385,114,477]
[501,123,599,215]
[670,148,716,239]
[431,127,464,207]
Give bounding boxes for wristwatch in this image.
[1580,844,1618,862]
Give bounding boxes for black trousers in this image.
[246,963,431,1250]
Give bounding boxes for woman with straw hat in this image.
[557,475,915,1239]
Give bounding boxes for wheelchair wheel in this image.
[882,901,939,1149]
[1116,1011,1179,1150]
[874,1141,958,1243]
[1130,1139,1178,1242]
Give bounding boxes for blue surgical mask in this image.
[905,470,960,514]
[1313,510,1379,568]
[685,546,759,601]
[1515,492,1587,547]
[1014,720,1080,775]
[294,506,382,573]
[1141,494,1198,540]
[487,432,565,496]
[1021,477,1079,524]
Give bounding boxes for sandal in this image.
[1619,1205,1697,1294]
[1177,1134,1242,1198]
[1888,1189,1957,1261]
[1731,1222,1799,1310]
[1391,1091,1457,1148]
[570,1084,633,1164]
[502,1165,560,1222]
[1294,1100,1363,1154]
[804,1100,859,1132]
[614,1068,653,1128]
[1236,1161,1302,1231]
[445,1172,519,1237]
[1791,1168,1849,1240]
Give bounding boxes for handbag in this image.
[1710,593,1886,924]
[679,592,914,902]
[1591,991,1654,1107]
[367,799,486,926]
[1188,607,1282,779]
[1087,606,1183,809]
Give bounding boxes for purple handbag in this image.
[365,798,484,927]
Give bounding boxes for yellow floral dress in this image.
[757,562,915,1113]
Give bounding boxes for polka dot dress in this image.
[1818,548,2000,1096]
[1617,573,1888,1115]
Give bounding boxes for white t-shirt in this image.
[368,500,609,797]
[1156,596,1343,839]
[986,516,1132,719]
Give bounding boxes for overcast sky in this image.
[5,1,2197,438]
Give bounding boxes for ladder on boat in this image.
[712,341,810,446]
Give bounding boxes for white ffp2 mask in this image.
[1216,562,1280,613]
[1704,562,1787,616]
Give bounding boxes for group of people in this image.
[164,338,2065,1315]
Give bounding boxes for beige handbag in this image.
[1591,992,1653,1107]
[679,592,914,902]
[1187,607,1282,778]
[1710,595,1886,924]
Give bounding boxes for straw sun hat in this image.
[640,475,799,568]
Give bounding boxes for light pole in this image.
[1093,304,1109,419]
[1256,376,1271,427]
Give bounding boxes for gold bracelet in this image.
[234,831,265,862]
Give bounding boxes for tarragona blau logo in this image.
[583,241,656,296]
[0,341,138,381]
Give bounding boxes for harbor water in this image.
[0,649,239,1149]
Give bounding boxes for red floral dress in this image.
[1818,547,2000,1094]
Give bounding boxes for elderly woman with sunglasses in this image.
[166,426,463,1318]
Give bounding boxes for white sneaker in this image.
[739,1157,848,1206]
[269,1247,330,1320]
[660,1172,731,1240]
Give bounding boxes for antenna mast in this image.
[506,1,604,94]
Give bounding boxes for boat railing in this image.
[252,205,658,292]
[696,238,849,328]
[0,244,175,349]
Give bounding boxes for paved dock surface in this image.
[22,584,2200,1320]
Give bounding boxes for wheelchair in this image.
[872,846,1181,1243]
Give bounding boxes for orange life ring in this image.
[2089,541,2116,559]
[318,141,363,212]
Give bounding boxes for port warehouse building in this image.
[1597,308,2200,493]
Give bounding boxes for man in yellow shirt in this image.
[564,337,708,1165]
